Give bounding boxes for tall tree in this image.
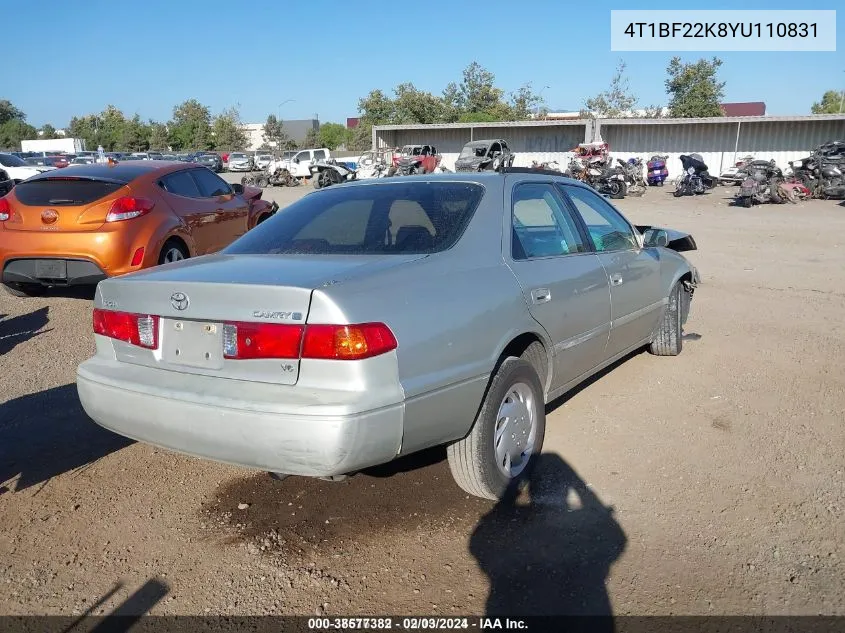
[811,90,844,114]
[665,56,726,118]
[347,123,372,152]
[455,62,504,116]
[212,106,248,151]
[508,84,543,120]
[357,89,396,125]
[393,83,446,124]
[99,105,127,150]
[583,60,638,118]
[67,114,102,149]
[303,126,321,149]
[262,114,290,150]
[318,122,350,150]
[0,120,38,150]
[169,99,213,151]
[0,100,26,125]
[120,114,150,151]
[148,122,169,150]
[40,124,58,139]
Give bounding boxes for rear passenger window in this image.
[190,168,231,197]
[511,183,586,260]
[313,150,326,160]
[159,171,202,198]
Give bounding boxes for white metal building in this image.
[373,114,845,177]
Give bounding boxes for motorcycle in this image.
[310,158,357,189]
[241,166,299,188]
[564,145,627,198]
[646,155,669,186]
[719,155,756,185]
[617,158,646,196]
[673,154,715,197]
[735,159,793,207]
[789,148,845,199]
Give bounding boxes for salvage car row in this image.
[1,155,699,499]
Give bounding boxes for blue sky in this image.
[8,0,843,127]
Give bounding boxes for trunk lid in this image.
[4,176,131,232]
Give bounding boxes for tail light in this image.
[0,197,9,222]
[222,322,303,359]
[106,196,154,222]
[93,309,159,349]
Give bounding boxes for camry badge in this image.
[170,292,189,311]
[41,209,58,224]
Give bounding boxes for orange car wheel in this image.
[158,239,189,265]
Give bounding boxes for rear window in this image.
[13,179,123,206]
[225,181,485,255]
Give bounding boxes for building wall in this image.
[243,119,320,151]
[374,116,845,178]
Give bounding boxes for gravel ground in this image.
[1,181,843,617]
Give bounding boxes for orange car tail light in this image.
[0,197,10,221]
[222,322,304,360]
[130,247,145,267]
[93,309,159,349]
[106,196,155,222]
[301,323,397,360]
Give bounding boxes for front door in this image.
[505,178,612,390]
[559,184,663,360]
[292,150,313,177]
[189,168,249,251]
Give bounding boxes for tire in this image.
[609,180,627,199]
[312,173,323,189]
[673,183,686,197]
[158,240,189,265]
[257,176,269,188]
[3,282,45,298]
[649,281,684,356]
[447,355,546,500]
[743,196,753,208]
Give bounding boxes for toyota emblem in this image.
[41,209,58,224]
[170,292,189,311]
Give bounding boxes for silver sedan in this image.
[77,171,699,499]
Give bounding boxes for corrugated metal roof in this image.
[374,113,845,132]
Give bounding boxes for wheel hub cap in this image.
[494,382,536,479]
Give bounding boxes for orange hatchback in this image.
[0,161,278,297]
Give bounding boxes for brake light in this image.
[0,197,9,221]
[93,309,159,349]
[222,322,304,359]
[130,247,145,266]
[302,323,397,360]
[106,196,154,222]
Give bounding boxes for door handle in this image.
[530,288,552,304]
[610,273,624,286]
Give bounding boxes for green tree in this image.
[393,83,447,124]
[508,84,543,120]
[99,105,127,150]
[40,123,58,139]
[455,62,504,116]
[0,100,26,125]
[212,106,248,151]
[583,60,638,118]
[357,89,396,125]
[318,122,351,150]
[169,99,213,151]
[303,126,321,149]
[811,90,844,114]
[67,115,102,149]
[262,114,288,150]
[665,56,726,118]
[120,114,150,151]
[347,123,372,152]
[0,120,38,150]
[148,122,169,150]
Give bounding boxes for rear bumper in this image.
[76,359,405,477]
[3,257,106,286]
[228,164,252,171]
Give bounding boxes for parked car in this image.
[26,155,68,169]
[0,152,54,182]
[0,161,278,297]
[275,148,331,178]
[390,144,441,175]
[0,168,13,196]
[68,156,98,166]
[193,153,223,173]
[254,154,273,170]
[74,171,699,500]
[227,152,254,172]
[454,139,515,172]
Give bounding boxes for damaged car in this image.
[389,145,442,176]
[454,139,515,172]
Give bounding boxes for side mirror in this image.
[643,228,669,248]
[293,157,300,163]
[231,183,244,195]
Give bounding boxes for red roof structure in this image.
[346,117,360,129]
[719,102,766,116]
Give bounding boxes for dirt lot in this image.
[1,182,843,617]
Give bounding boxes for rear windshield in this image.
[225,181,485,255]
[13,179,123,206]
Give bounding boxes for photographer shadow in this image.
[469,454,626,623]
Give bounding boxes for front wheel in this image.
[447,356,546,500]
[673,182,686,197]
[609,179,627,199]
[649,281,685,356]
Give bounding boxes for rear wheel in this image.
[649,281,684,356]
[609,180,627,199]
[447,355,546,500]
[158,240,188,265]
[2,282,45,298]
[743,196,753,208]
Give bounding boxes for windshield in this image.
[0,153,27,167]
[225,182,484,256]
[459,144,488,159]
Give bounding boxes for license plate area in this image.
[161,318,224,369]
[34,259,67,279]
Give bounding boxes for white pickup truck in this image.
[270,148,332,178]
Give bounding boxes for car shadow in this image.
[469,453,626,620]
[546,349,642,415]
[0,307,51,356]
[0,384,133,495]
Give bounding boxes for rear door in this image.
[189,168,249,251]
[559,184,663,359]
[504,177,611,389]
